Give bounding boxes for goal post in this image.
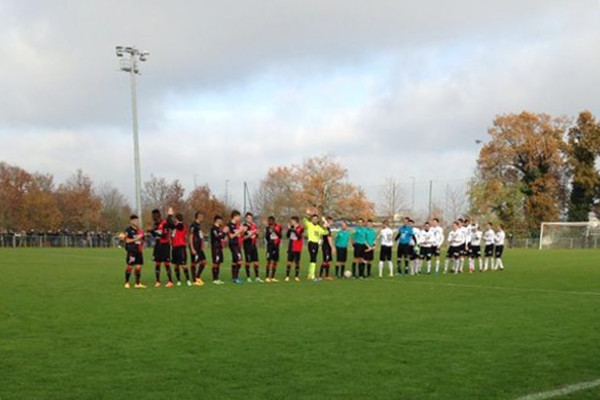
[539,221,600,250]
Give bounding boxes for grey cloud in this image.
[0,0,589,128]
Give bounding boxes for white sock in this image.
[427,260,431,274]
[378,261,383,277]
[444,259,449,273]
[435,259,440,273]
[388,261,393,276]
[499,259,504,270]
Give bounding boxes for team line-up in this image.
[121,207,507,289]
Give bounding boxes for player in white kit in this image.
[482,223,495,271]
[431,218,444,275]
[493,225,506,271]
[445,222,466,274]
[378,220,395,278]
[418,222,436,274]
[469,224,483,273]
[411,223,421,275]
[459,218,471,273]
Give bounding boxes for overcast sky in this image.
[1,1,599,209]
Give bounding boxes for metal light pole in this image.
[116,46,149,226]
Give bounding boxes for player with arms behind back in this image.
[419,222,435,275]
[210,215,227,285]
[431,218,444,275]
[228,210,247,284]
[264,216,282,283]
[189,212,207,286]
[286,216,304,282]
[445,221,466,274]
[334,221,351,278]
[469,223,483,273]
[378,220,394,278]
[482,223,495,272]
[494,225,506,271]
[123,214,146,289]
[319,216,336,281]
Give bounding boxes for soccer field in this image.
[1,248,599,400]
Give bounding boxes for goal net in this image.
[539,221,600,249]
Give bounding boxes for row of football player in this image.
[121,208,506,289]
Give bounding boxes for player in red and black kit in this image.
[150,208,175,288]
[228,210,247,284]
[243,212,262,283]
[169,211,191,286]
[286,216,304,282]
[265,216,282,283]
[123,214,146,289]
[319,216,336,280]
[210,215,227,285]
[188,212,207,286]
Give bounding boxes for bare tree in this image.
[444,184,468,221]
[98,182,131,231]
[378,178,407,220]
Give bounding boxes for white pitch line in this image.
[409,281,600,297]
[514,378,600,400]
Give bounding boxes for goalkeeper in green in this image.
[303,208,328,281]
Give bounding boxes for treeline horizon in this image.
[2,110,598,236]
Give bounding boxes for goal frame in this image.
[538,221,598,250]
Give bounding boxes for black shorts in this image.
[495,245,504,258]
[171,246,187,265]
[336,247,348,263]
[212,248,224,265]
[353,243,365,259]
[308,242,319,263]
[462,244,470,257]
[419,246,433,260]
[397,243,411,259]
[266,244,280,262]
[363,246,374,261]
[484,244,494,257]
[287,250,301,264]
[126,251,144,266]
[244,243,259,263]
[153,242,171,263]
[409,245,418,260]
[322,245,332,263]
[448,246,461,259]
[469,245,481,258]
[433,247,441,257]
[380,245,392,261]
[190,247,206,264]
[230,247,243,264]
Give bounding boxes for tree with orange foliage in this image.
[255,155,374,219]
[470,112,568,235]
[55,170,102,231]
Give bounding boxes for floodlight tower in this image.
[115,46,149,226]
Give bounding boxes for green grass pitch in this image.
[1,248,599,400]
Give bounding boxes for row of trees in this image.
[0,163,228,232]
[3,110,597,236]
[469,111,600,236]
